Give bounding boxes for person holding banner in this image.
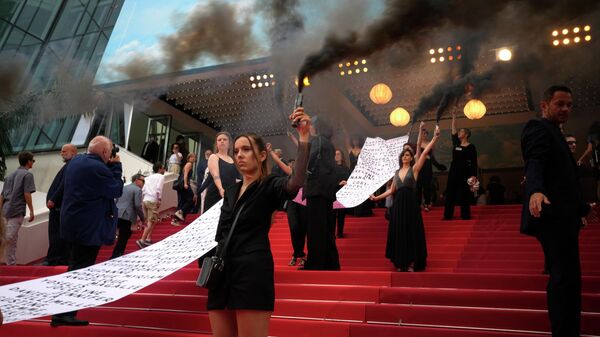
[371,125,441,272]
[207,108,311,337]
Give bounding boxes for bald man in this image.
[43,144,78,266]
[51,136,123,327]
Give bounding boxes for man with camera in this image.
[50,136,123,327]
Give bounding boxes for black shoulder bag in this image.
[196,203,246,289]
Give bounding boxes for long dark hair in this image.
[335,148,348,168]
[399,148,415,166]
[234,133,269,181]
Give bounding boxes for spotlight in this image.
[355,68,361,73]
[361,59,367,64]
[430,57,436,63]
[348,70,353,75]
[269,74,274,78]
[263,75,268,79]
[562,28,569,35]
[354,60,359,65]
[439,56,444,62]
[346,62,351,67]
[497,48,512,61]
[585,35,592,41]
[574,36,581,43]
[265,82,270,87]
[258,82,263,87]
[563,38,570,45]
[429,49,435,54]
[584,25,591,31]
[363,67,368,72]
[552,30,559,36]
[340,71,345,76]
[338,63,343,68]
[449,55,454,61]
[456,45,462,50]
[447,46,452,52]
[457,54,462,60]
[251,83,257,88]
[250,76,255,81]
[573,27,580,33]
[438,48,443,53]
[553,40,560,46]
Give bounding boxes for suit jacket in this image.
[304,135,337,200]
[520,118,590,236]
[46,161,70,210]
[60,154,123,246]
[117,183,145,224]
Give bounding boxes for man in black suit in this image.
[43,144,77,266]
[521,85,591,337]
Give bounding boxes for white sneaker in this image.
[174,210,184,221]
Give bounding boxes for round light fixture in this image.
[369,83,393,105]
[498,48,512,61]
[463,99,487,120]
[389,107,411,127]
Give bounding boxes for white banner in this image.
[335,135,408,208]
[0,200,223,324]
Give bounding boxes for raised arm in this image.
[415,121,425,160]
[266,143,292,176]
[451,111,457,135]
[284,108,311,195]
[287,130,299,147]
[414,125,440,175]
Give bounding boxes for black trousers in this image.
[416,174,433,206]
[53,243,101,319]
[536,222,581,337]
[111,218,132,259]
[286,202,307,258]
[304,197,340,270]
[334,209,346,237]
[444,174,471,219]
[178,187,195,218]
[44,209,68,265]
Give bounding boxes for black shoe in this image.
[50,316,89,327]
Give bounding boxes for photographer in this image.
[51,136,123,327]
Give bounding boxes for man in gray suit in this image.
[111,174,145,258]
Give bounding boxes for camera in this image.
[111,144,120,158]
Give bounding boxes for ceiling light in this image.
[562,28,569,35]
[552,30,559,36]
[497,48,512,61]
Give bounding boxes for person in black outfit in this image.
[301,116,340,271]
[141,136,159,163]
[443,111,478,220]
[207,108,311,337]
[200,132,240,213]
[43,144,77,266]
[173,153,197,224]
[193,149,212,213]
[334,149,350,238]
[521,86,590,336]
[521,85,591,337]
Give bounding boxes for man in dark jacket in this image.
[43,144,77,266]
[50,136,123,327]
[521,85,591,337]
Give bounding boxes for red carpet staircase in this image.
[1,205,599,336]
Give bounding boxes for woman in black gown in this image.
[207,108,311,337]
[371,125,441,271]
[201,132,240,213]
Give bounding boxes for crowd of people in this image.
[0,86,598,336]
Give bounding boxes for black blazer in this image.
[46,161,69,210]
[520,118,590,235]
[304,135,337,200]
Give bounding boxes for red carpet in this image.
[1,205,599,336]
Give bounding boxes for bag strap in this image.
[217,202,246,258]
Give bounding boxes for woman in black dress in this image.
[173,153,197,223]
[207,108,311,337]
[416,126,446,211]
[443,111,478,220]
[201,132,240,212]
[371,125,441,271]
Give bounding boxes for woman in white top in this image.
[168,143,183,174]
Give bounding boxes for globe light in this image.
[369,83,393,104]
[389,107,411,127]
[463,99,487,120]
[498,48,512,61]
